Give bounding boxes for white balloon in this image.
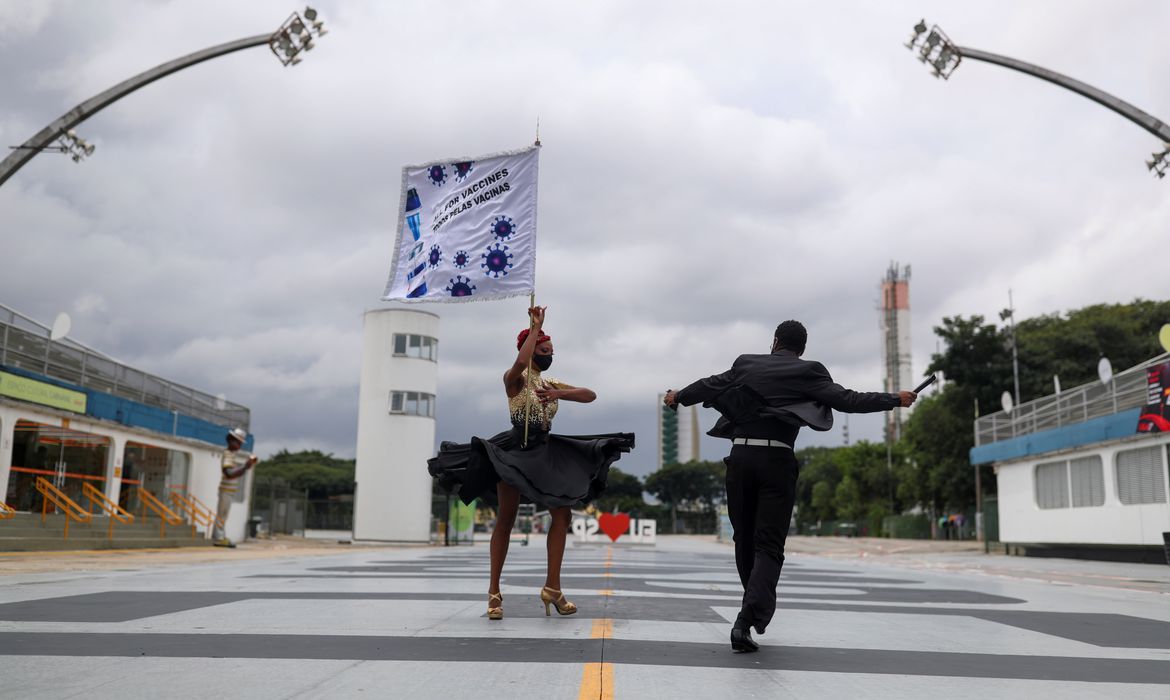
[1000,391,1014,415]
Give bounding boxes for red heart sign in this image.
[598,513,630,542]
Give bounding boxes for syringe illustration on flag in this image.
[382,145,539,303]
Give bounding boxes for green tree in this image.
[900,388,977,513]
[809,481,835,522]
[927,315,1012,413]
[795,442,903,531]
[1015,300,1170,399]
[834,440,902,521]
[594,467,647,515]
[254,449,355,500]
[833,474,862,522]
[794,446,841,523]
[644,460,725,533]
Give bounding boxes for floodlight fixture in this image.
[904,19,927,49]
[907,22,961,79]
[48,128,97,163]
[920,31,941,61]
[1149,147,1170,178]
[268,8,327,66]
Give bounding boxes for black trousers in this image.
[724,444,799,632]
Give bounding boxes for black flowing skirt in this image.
[428,425,635,508]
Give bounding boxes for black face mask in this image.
[533,354,553,371]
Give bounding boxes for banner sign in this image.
[1136,361,1170,433]
[382,145,539,302]
[0,371,87,413]
[573,513,657,544]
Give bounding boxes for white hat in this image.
[226,427,248,444]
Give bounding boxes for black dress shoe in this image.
[730,626,759,653]
[735,610,765,638]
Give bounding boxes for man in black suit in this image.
[664,320,916,652]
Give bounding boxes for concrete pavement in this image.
[1,535,1168,698]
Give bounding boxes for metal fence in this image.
[0,303,249,430]
[250,475,302,535]
[306,498,352,530]
[974,352,1169,446]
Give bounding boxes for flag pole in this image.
[522,127,540,447]
[522,291,536,447]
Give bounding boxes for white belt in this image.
[732,438,792,449]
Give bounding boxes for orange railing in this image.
[169,491,222,539]
[81,482,135,540]
[34,477,92,538]
[135,488,183,538]
[0,501,15,520]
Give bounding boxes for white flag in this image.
[382,145,539,302]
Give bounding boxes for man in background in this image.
[214,427,257,547]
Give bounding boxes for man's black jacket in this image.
[675,349,900,443]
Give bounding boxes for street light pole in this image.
[905,20,1170,178]
[0,7,327,189]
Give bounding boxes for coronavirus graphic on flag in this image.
[382,145,539,302]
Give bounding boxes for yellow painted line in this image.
[578,662,614,700]
[591,617,613,639]
[579,617,615,700]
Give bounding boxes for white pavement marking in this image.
[1,537,1169,697]
[612,665,1170,700]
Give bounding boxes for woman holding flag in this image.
[428,306,634,620]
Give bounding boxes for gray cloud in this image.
[2,0,1167,475]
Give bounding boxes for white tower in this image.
[353,308,439,542]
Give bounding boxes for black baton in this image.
[912,374,938,394]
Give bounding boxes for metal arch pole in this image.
[0,33,271,189]
[956,46,1170,143]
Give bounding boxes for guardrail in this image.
[34,477,92,538]
[134,488,184,538]
[0,501,15,520]
[974,353,1169,446]
[82,482,135,540]
[170,491,221,539]
[0,303,250,429]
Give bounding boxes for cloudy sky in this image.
[1,1,1167,476]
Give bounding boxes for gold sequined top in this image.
[509,369,571,430]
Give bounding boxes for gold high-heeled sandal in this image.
[487,592,503,620]
[540,587,577,616]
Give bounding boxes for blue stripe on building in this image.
[0,363,250,450]
[969,409,1142,465]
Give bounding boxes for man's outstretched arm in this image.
[806,362,915,412]
[665,365,738,409]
